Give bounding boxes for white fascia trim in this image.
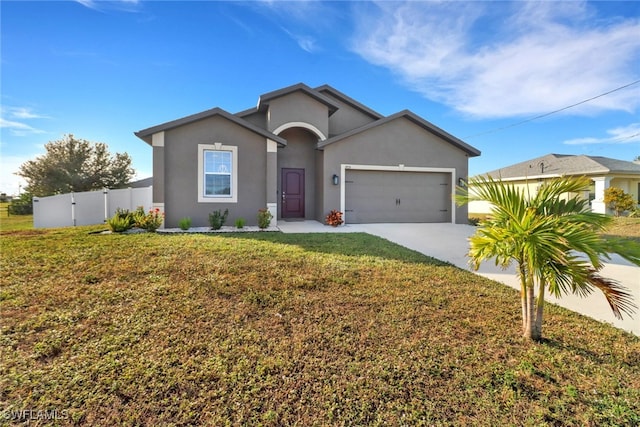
[197,143,238,203]
[273,122,327,141]
[340,164,457,224]
[152,132,165,147]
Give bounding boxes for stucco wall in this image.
[267,92,329,139]
[152,146,164,203]
[321,92,378,137]
[239,110,266,129]
[163,115,268,227]
[322,117,471,224]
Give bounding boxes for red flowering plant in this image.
[325,210,344,227]
[133,206,165,232]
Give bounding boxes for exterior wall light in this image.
[332,174,339,185]
[458,177,467,187]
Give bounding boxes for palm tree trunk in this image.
[519,262,529,335]
[533,279,545,340]
[520,260,537,340]
[524,283,536,339]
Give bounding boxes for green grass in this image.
[1,226,638,425]
[604,216,640,242]
[0,202,33,232]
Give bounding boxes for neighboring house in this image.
[469,153,640,215]
[135,83,480,228]
[128,177,153,188]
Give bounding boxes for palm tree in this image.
[457,176,638,340]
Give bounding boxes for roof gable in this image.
[134,107,286,146]
[315,84,383,120]
[257,83,339,115]
[317,109,480,157]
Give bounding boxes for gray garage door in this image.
[345,170,451,223]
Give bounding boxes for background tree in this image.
[7,192,34,215]
[457,176,638,341]
[604,187,636,217]
[17,134,134,197]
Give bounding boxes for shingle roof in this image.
[256,82,339,115]
[482,153,640,179]
[134,107,286,146]
[317,109,481,157]
[134,83,481,158]
[314,84,383,120]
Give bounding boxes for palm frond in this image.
[602,237,640,267]
[588,272,638,320]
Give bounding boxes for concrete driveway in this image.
[278,221,639,336]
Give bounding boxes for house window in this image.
[198,144,238,203]
[204,151,232,196]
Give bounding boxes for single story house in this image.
[135,83,480,228]
[469,153,640,215]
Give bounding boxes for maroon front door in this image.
[281,168,305,218]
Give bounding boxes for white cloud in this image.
[75,0,141,12]
[0,118,46,137]
[351,1,640,118]
[280,27,318,53]
[75,0,98,9]
[564,123,640,145]
[6,107,49,120]
[252,1,343,52]
[0,107,48,136]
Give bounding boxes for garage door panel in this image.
[345,170,450,223]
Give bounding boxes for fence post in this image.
[71,192,76,227]
[103,188,109,223]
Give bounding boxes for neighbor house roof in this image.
[134,107,287,146]
[128,177,153,188]
[317,109,481,157]
[482,153,640,180]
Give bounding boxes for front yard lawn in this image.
[1,226,638,425]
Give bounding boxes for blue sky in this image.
[2,0,639,195]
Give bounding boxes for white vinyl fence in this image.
[33,187,152,228]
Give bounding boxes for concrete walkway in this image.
[278,221,639,336]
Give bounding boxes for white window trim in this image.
[198,143,238,203]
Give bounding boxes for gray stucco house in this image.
[135,83,480,227]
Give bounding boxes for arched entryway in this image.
[275,125,324,221]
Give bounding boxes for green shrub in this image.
[133,207,164,232]
[107,213,133,232]
[209,209,229,230]
[114,208,135,226]
[178,217,192,230]
[235,217,246,229]
[257,208,273,229]
[604,187,636,217]
[8,193,33,215]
